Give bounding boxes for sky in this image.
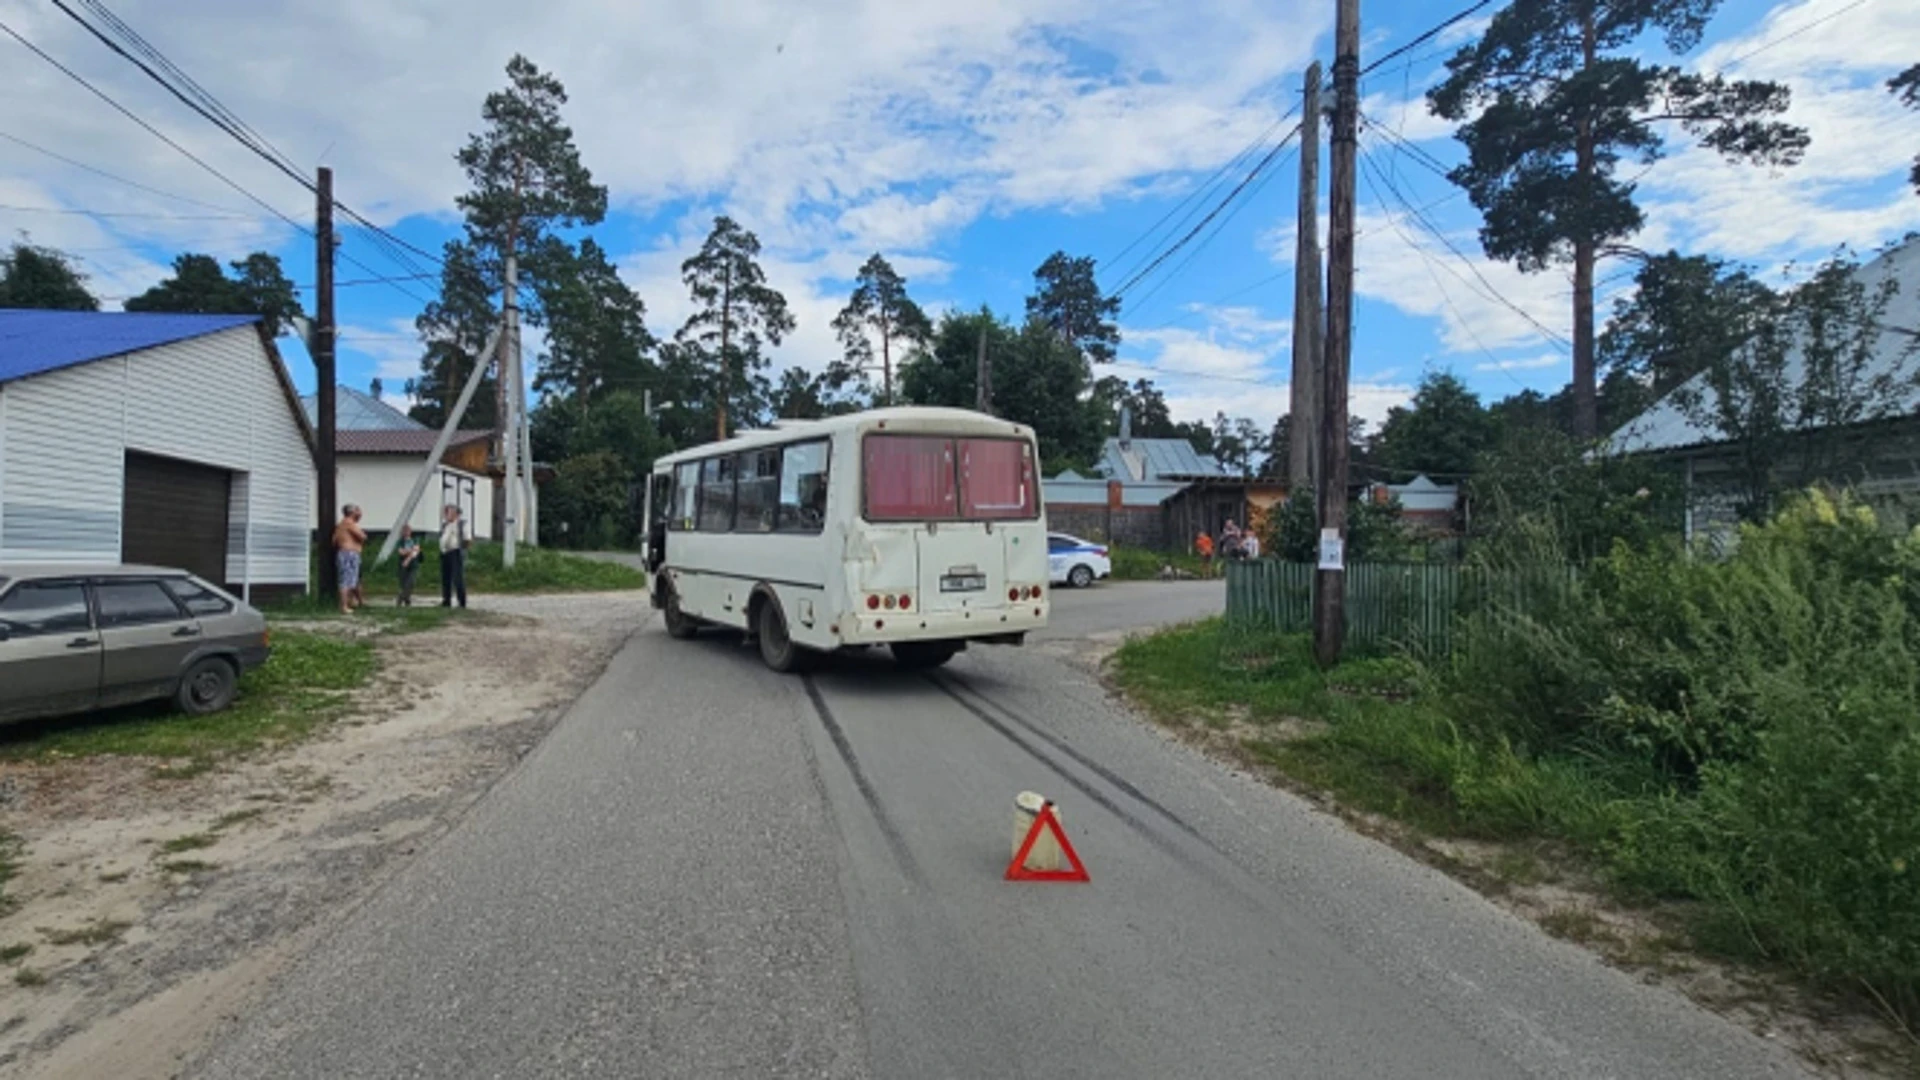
[2,0,1916,438]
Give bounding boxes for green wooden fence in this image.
[1225,560,1572,654]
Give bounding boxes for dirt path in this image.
[0,592,646,1079]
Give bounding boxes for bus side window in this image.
[699,457,736,532]
[777,441,830,533]
[735,449,780,533]
[673,462,699,530]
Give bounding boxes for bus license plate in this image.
[940,573,987,593]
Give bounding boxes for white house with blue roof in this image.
[0,309,314,599]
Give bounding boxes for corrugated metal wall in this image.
[0,326,312,588]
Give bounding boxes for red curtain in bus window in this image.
[960,438,1034,519]
[864,436,957,519]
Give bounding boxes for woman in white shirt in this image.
[439,503,469,608]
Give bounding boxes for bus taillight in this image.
[867,594,881,610]
[898,595,911,610]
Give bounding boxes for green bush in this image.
[1439,489,1920,1021]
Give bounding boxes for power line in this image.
[1102,97,1304,280]
[1357,122,1573,350]
[1,16,434,306]
[48,0,443,279]
[1717,0,1871,70]
[1120,141,1299,322]
[1109,122,1305,300]
[1356,146,1568,383]
[0,201,259,221]
[0,129,248,214]
[1361,0,1494,77]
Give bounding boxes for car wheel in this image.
[176,657,238,716]
[1069,564,1095,589]
[756,598,808,673]
[662,585,699,639]
[891,641,959,670]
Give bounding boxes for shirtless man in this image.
[332,504,368,614]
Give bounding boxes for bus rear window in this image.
[864,436,956,520]
[959,438,1035,519]
[863,434,1037,521]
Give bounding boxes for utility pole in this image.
[314,166,338,602]
[1315,0,1360,669]
[1289,62,1323,493]
[502,242,522,568]
[501,154,525,566]
[974,324,992,415]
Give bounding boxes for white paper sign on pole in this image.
[1318,528,1345,571]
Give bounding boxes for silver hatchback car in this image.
[0,565,272,725]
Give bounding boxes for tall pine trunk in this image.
[717,264,733,441]
[1571,8,1599,441]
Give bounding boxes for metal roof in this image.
[300,385,427,431]
[1042,478,1185,508]
[1607,237,1920,456]
[1096,437,1228,482]
[655,406,1033,467]
[0,309,261,384]
[336,429,492,455]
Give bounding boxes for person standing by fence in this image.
[1196,530,1215,577]
[439,503,469,609]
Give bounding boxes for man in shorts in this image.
[333,504,368,614]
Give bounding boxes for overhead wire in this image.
[1107,121,1305,301]
[47,0,444,281]
[1102,95,1304,281]
[0,15,434,306]
[0,128,250,215]
[1360,0,1494,76]
[1121,141,1299,322]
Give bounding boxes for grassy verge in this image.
[1110,546,1212,581]
[1111,618,1919,1058]
[328,542,645,599]
[0,631,376,773]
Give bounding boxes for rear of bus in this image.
[840,412,1049,650]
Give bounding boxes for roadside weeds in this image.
[1107,618,1919,1079]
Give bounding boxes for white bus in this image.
[642,407,1051,672]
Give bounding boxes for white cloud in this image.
[1,0,1330,288]
[1473,353,1562,373]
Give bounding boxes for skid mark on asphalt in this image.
[924,671,1270,909]
[801,674,928,888]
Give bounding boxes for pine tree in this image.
[1026,251,1121,363]
[678,216,794,441]
[1429,0,1807,439]
[830,253,932,405]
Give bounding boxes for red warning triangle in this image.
[1005,803,1090,882]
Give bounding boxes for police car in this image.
[1047,533,1112,589]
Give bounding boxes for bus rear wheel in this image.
[891,641,959,670]
[756,598,809,673]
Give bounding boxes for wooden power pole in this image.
[314,166,338,602]
[1289,62,1323,493]
[1315,0,1360,669]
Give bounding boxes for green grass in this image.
[1110,546,1212,581]
[160,859,216,875]
[159,833,216,855]
[318,541,645,600]
[0,943,31,964]
[0,631,376,768]
[1113,620,1632,850]
[14,968,46,987]
[42,920,129,947]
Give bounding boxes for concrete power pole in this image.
[975,325,992,415]
[1289,63,1323,493]
[314,166,338,602]
[502,242,522,569]
[1314,0,1360,670]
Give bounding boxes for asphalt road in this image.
[194,583,1811,1079]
